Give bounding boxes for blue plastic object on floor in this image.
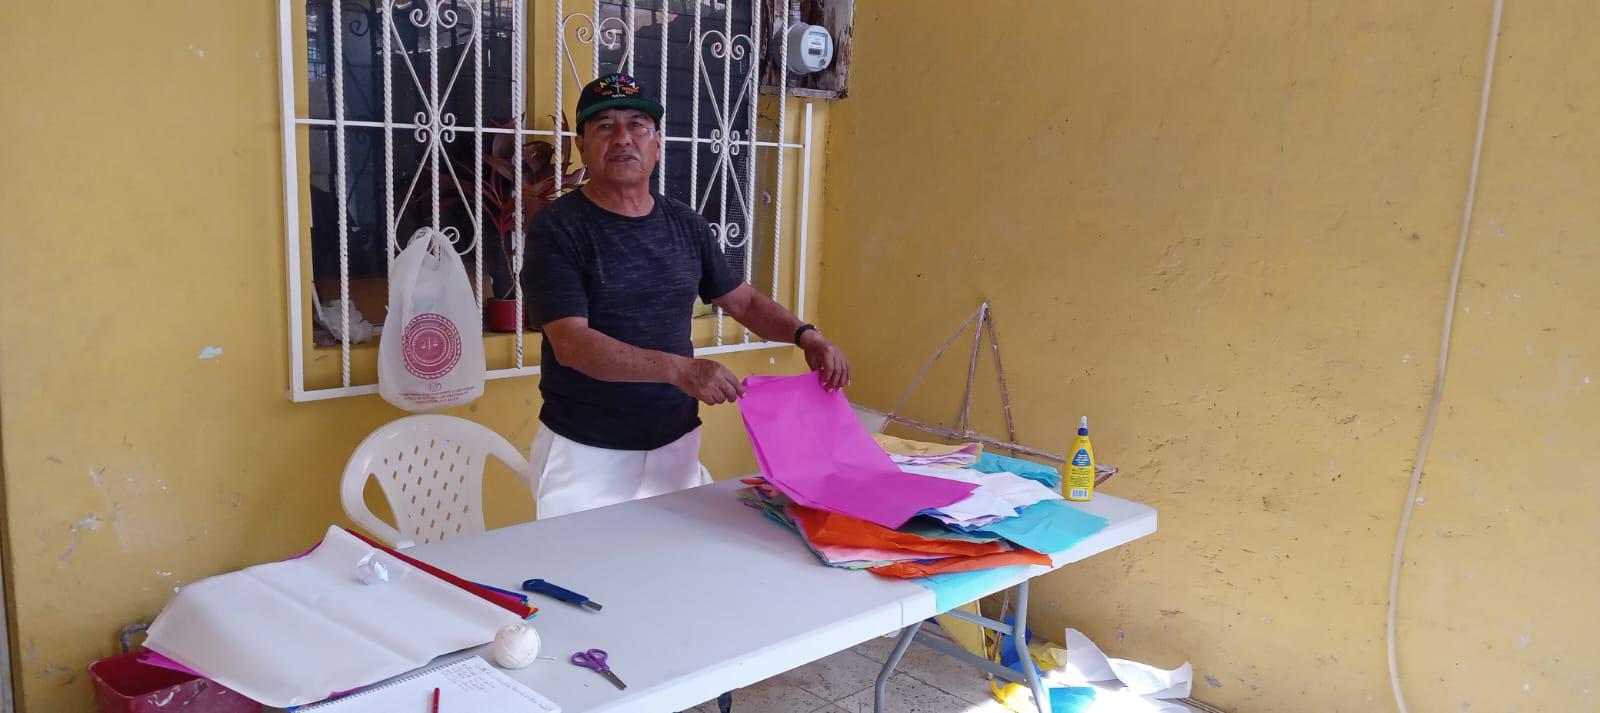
[1047,686,1097,712]
[998,613,1032,670]
[995,617,1097,713]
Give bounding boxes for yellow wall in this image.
[824,1,1598,711]
[8,1,1597,712]
[0,3,826,711]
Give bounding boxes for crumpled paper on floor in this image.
[1063,627,1194,700]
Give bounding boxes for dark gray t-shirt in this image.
[524,189,743,450]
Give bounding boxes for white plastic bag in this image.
[379,228,485,411]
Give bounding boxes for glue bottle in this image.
[1065,416,1095,501]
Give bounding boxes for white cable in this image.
[1387,2,1503,711]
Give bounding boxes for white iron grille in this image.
[277,0,814,401]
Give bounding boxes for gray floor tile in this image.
[895,641,1000,705]
[835,672,998,713]
[687,635,1220,713]
[704,676,834,713]
[851,623,959,663]
[850,628,999,706]
[773,648,884,702]
[850,633,900,664]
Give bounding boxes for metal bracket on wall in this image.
[858,302,1117,485]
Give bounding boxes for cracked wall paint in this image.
[58,514,105,567]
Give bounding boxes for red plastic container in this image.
[88,650,259,713]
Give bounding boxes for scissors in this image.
[570,648,627,690]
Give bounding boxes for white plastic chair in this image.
[340,415,533,548]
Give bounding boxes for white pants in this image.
[529,427,712,519]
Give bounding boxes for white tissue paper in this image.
[318,299,376,344]
[355,551,390,585]
[1063,627,1193,700]
[145,526,518,708]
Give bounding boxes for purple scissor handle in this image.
[570,648,627,690]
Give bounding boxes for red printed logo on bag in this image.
[401,313,462,380]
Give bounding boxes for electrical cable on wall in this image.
[1386,1,1504,711]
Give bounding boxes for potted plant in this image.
[442,116,585,332]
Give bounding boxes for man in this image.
[523,73,849,519]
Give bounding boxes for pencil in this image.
[431,687,440,713]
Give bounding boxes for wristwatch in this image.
[793,323,818,344]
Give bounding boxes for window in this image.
[304,0,520,286]
[278,0,818,400]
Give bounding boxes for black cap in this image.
[575,73,664,133]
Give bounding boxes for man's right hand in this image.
[672,358,745,405]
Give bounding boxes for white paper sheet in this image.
[974,471,1063,511]
[900,467,1064,526]
[145,526,519,708]
[1086,688,1195,713]
[906,467,1013,524]
[1062,627,1193,700]
[302,655,559,713]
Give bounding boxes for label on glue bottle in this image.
[1066,416,1095,501]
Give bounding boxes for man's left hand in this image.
[799,330,851,391]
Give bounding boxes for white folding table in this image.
[396,478,1156,712]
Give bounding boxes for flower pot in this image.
[485,298,522,333]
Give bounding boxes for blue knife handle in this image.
[522,578,586,605]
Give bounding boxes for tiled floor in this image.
[686,634,1005,713]
[686,629,1210,713]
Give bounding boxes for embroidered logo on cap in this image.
[593,73,641,98]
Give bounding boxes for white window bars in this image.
[277,0,816,402]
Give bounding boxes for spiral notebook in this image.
[300,655,560,712]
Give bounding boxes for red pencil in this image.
[431,687,440,713]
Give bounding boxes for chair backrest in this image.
[340,415,532,548]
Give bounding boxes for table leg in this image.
[873,621,923,713]
[1014,579,1050,711]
